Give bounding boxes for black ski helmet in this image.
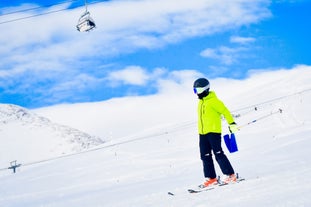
[193,78,210,94]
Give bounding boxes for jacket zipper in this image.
[200,100,204,133]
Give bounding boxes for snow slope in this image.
[0,65,311,206]
[0,104,104,167]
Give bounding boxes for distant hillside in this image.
[0,104,104,166]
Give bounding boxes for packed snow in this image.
[0,65,311,206]
[0,104,103,167]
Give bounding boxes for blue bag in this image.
[224,133,238,153]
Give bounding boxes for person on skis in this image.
[193,78,238,188]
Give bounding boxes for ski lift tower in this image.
[8,160,21,173]
[76,0,96,32]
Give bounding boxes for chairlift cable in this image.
[232,87,311,113]
[0,7,70,25]
[0,0,102,25]
[84,0,88,12]
[0,0,79,17]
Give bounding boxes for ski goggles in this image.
[193,85,209,94]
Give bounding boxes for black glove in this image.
[229,122,238,133]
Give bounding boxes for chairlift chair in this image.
[76,11,96,32]
[76,0,96,32]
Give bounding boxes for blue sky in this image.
[0,0,310,108]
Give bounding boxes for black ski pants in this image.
[199,133,234,179]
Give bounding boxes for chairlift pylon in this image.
[76,0,96,32]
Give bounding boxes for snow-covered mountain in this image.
[0,65,311,206]
[0,104,104,167]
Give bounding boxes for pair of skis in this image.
[187,174,245,194]
[168,174,245,196]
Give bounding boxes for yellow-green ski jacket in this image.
[197,91,234,135]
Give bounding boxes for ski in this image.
[187,186,214,193]
[168,185,214,196]
[218,177,245,186]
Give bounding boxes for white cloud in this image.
[200,35,257,66]
[0,0,272,106]
[0,0,271,62]
[156,69,203,94]
[200,46,248,65]
[107,66,149,86]
[230,36,256,44]
[107,66,202,95]
[200,48,217,59]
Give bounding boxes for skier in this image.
[193,78,238,188]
